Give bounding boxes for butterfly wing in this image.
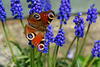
[24,25,44,52]
[40,10,55,27]
[31,32,45,52]
[27,10,55,31]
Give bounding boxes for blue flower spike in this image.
[27,0,42,14]
[91,40,100,57]
[57,0,71,25]
[54,27,66,47]
[44,0,51,12]
[0,0,7,22]
[10,0,24,19]
[45,24,54,44]
[73,12,85,38]
[86,4,98,24]
[43,24,54,53]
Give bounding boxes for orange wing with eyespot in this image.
[27,10,55,31]
[40,10,55,27]
[24,25,45,52]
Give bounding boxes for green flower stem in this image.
[53,45,60,67]
[39,52,42,59]
[30,46,35,67]
[87,57,95,67]
[20,19,25,29]
[39,52,42,66]
[47,45,50,67]
[77,24,90,58]
[52,45,57,65]
[52,45,57,61]
[30,46,32,67]
[64,36,77,62]
[2,22,18,66]
[37,53,39,67]
[53,23,63,67]
[5,22,22,52]
[83,54,91,67]
[71,36,79,67]
[36,51,42,67]
[97,58,100,67]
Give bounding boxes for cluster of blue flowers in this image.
[0,0,7,22]
[10,0,24,19]
[91,40,100,57]
[44,0,51,12]
[86,4,98,24]
[57,0,71,25]
[54,28,65,47]
[45,24,54,45]
[40,0,45,8]
[73,12,85,38]
[27,0,42,14]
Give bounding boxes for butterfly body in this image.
[24,10,55,52]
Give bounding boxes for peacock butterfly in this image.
[24,10,55,52]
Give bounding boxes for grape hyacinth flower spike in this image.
[10,0,24,19]
[44,0,51,12]
[57,0,71,25]
[54,27,66,47]
[0,0,7,22]
[73,12,85,38]
[91,40,100,57]
[27,0,42,14]
[45,24,54,46]
[86,4,98,24]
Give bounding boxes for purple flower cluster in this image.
[40,0,45,8]
[73,12,85,38]
[42,24,54,53]
[27,0,42,14]
[0,0,7,22]
[91,40,100,57]
[44,0,51,12]
[45,24,54,45]
[86,4,98,24]
[10,0,24,19]
[57,0,71,25]
[54,28,65,47]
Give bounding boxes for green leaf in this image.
[3,42,7,51]
[93,58,100,67]
[93,64,96,67]
[78,55,85,65]
[10,40,22,52]
[14,46,20,56]
[76,60,82,67]
[17,56,29,59]
[56,60,69,67]
[25,58,30,64]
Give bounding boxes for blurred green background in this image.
[2,0,100,18]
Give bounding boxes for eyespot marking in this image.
[48,12,54,19]
[38,44,44,51]
[27,33,35,40]
[33,13,41,20]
